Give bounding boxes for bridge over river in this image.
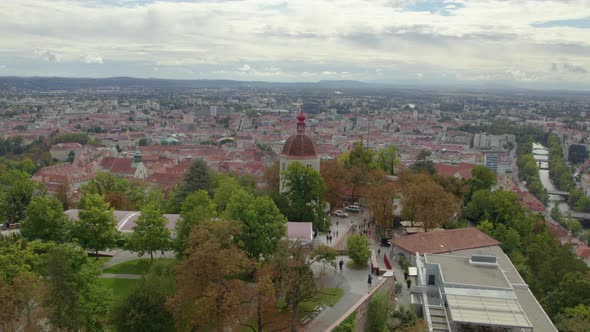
[546,189,569,198]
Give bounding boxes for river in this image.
[532,143,571,215]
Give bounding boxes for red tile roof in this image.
[100,157,134,175]
[434,162,476,180]
[391,228,500,255]
[576,244,590,259]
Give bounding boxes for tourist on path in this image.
[339,259,344,271]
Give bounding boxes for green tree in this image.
[138,137,149,146]
[224,189,287,260]
[44,244,111,331]
[544,272,590,319]
[283,162,328,230]
[175,190,217,257]
[469,165,497,193]
[175,158,214,208]
[556,304,590,332]
[310,244,338,271]
[111,260,176,332]
[333,312,356,332]
[21,196,69,243]
[466,190,525,225]
[74,194,118,259]
[128,204,171,261]
[213,174,241,212]
[411,150,436,175]
[374,145,399,175]
[0,169,36,225]
[391,305,418,328]
[367,291,390,332]
[67,150,75,163]
[345,141,376,168]
[82,171,145,210]
[346,234,371,267]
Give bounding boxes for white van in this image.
[345,205,360,213]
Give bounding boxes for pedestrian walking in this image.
[378,248,381,256]
[336,230,339,237]
[336,220,339,226]
[339,259,344,271]
[160,250,165,258]
[367,274,373,292]
[329,235,333,244]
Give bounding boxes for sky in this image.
[1,0,590,89]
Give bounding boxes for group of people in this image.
[325,229,338,244]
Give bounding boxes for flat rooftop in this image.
[426,254,511,289]
[422,246,556,332]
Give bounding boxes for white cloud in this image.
[0,0,589,86]
[34,49,61,62]
[239,64,253,72]
[82,55,103,64]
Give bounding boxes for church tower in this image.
[279,109,320,193]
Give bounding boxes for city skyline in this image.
[1,0,590,89]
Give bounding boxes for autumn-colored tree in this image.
[433,174,469,204]
[320,159,347,209]
[346,162,369,203]
[367,180,396,236]
[271,241,319,332]
[240,264,282,332]
[263,160,281,194]
[167,220,253,332]
[0,271,45,332]
[402,179,458,231]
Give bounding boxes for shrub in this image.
[367,292,390,332]
[346,234,371,267]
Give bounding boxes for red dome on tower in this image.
[281,110,319,158]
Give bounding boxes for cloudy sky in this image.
[1,0,590,88]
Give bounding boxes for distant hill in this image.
[0,76,370,90]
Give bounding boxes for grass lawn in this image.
[299,288,344,313]
[103,258,173,275]
[99,278,139,304]
[346,261,368,270]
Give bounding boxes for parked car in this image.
[333,210,349,218]
[380,238,391,247]
[344,205,360,212]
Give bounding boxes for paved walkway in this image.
[99,249,175,270]
[304,209,405,331]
